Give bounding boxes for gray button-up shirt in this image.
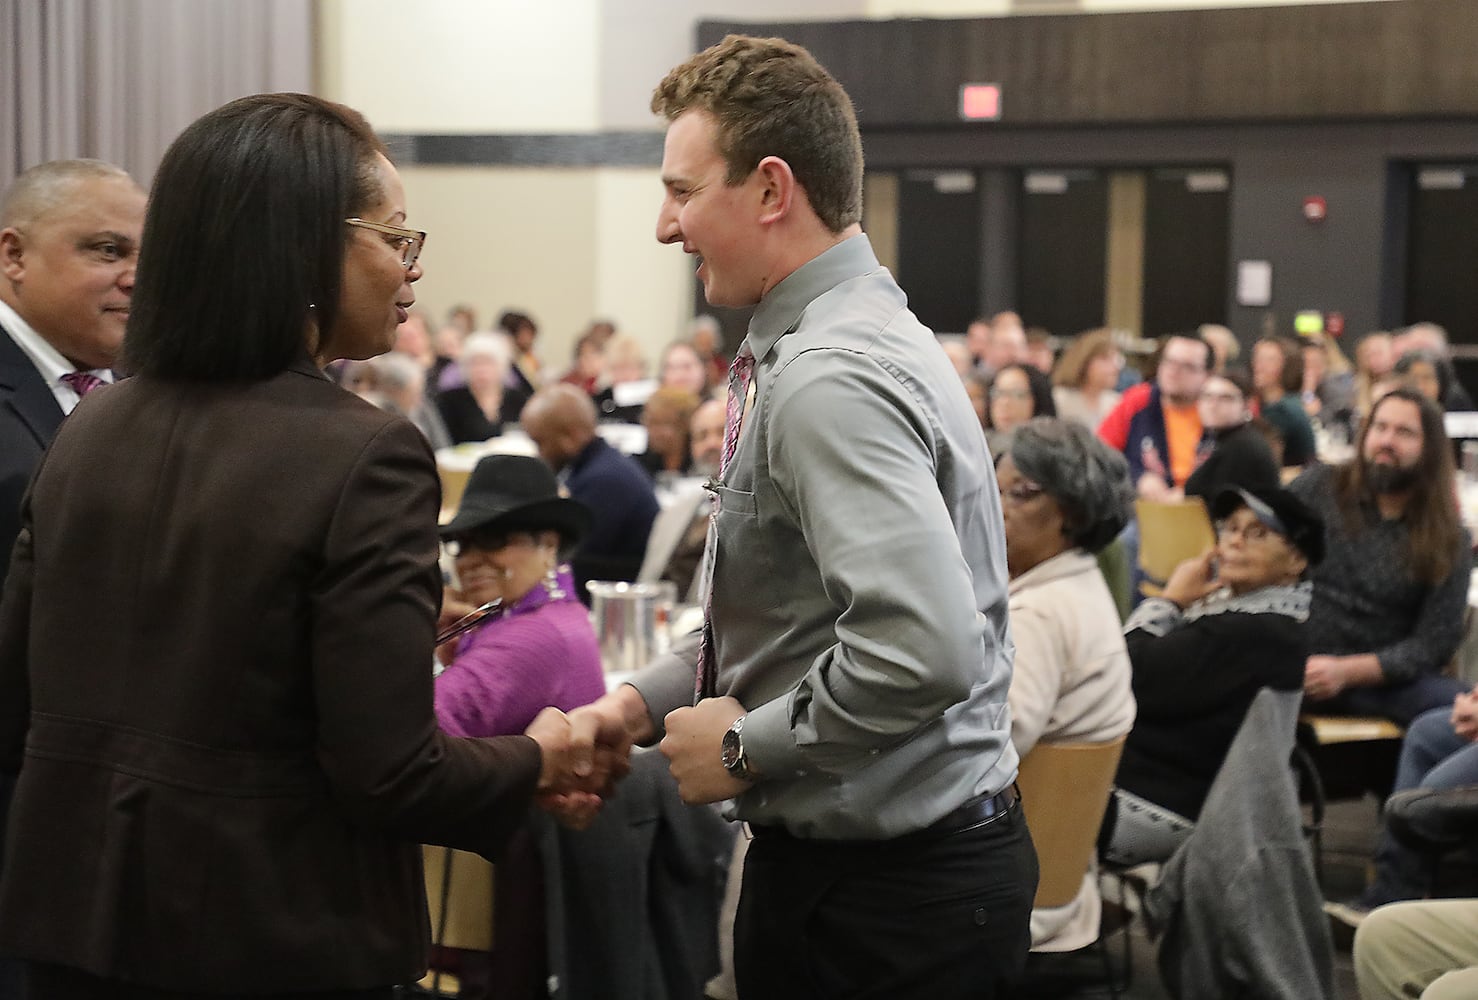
[630,235,1017,840]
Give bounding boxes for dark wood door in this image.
[1406,164,1478,343]
[896,169,983,335]
[1017,169,1107,338]
[1143,168,1231,338]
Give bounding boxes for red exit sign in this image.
[959,83,1002,121]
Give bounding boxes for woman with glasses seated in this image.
[431,454,607,998]
[1100,485,1325,866]
[985,362,1056,454]
[996,419,1136,952]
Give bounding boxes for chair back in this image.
[1016,737,1126,909]
[438,465,473,523]
[1134,497,1215,586]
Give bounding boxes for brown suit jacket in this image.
[0,360,542,991]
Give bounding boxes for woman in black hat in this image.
[1100,485,1325,865]
[434,454,606,739]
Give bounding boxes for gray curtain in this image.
[1,0,313,193]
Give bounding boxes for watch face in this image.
[721,727,742,770]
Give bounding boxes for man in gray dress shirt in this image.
[566,35,1035,999]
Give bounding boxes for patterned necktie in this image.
[62,371,105,398]
[695,345,755,702]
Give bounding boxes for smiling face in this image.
[318,154,421,364]
[0,174,145,370]
[657,110,769,308]
[661,342,707,394]
[453,529,558,606]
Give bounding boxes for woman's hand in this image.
[1162,548,1221,608]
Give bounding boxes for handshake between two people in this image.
[523,685,753,829]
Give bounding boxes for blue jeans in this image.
[1365,706,1478,905]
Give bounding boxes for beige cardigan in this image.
[1008,549,1137,952]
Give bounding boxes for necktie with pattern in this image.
[62,371,105,398]
[695,345,755,702]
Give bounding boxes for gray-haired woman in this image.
[996,417,1137,952]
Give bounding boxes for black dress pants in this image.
[734,800,1037,1000]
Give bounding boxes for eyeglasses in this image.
[1200,390,1243,404]
[446,529,539,557]
[345,218,426,270]
[1161,357,1206,375]
[1215,518,1275,543]
[989,387,1032,402]
[1000,481,1047,506]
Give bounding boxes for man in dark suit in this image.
[522,383,660,596]
[0,158,143,999]
[0,159,146,585]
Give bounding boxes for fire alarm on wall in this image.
[1303,195,1327,222]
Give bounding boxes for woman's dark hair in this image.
[1213,367,1255,403]
[1255,336,1305,395]
[125,93,387,380]
[1007,417,1134,553]
[985,363,1056,429]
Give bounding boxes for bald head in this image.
[522,383,598,470]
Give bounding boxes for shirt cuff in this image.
[740,694,809,780]
[625,651,698,743]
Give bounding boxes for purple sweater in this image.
[433,567,606,738]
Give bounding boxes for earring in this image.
[543,559,565,600]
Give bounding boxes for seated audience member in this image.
[963,373,988,432]
[392,309,436,376]
[997,419,1136,952]
[1183,370,1279,503]
[1098,332,1210,501]
[1300,332,1356,431]
[1251,335,1317,468]
[658,340,709,397]
[435,454,606,738]
[1393,349,1450,410]
[368,351,451,451]
[432,455,608,997]
[653,396,727,601]
[940,339,975,379]
[1051,328,1122,431]
[560,332,604,396]
[985,362,1055,455]
[637,386,700,480]
[1101,486,1323,865]
[500,309,543,393]
[1025,327,1056,375]
[1393,322,1476,412]
[1291,388,1471,725]
[430,319,465,393]
[688,313,728,387]
[437,332,530,444]
[1355,331,1396,419]
[338,358,381,403]
[521,384,659,595]
[965,316,992,373]
[1327,688,1478,927]
[1198,324,1240,375]
[1355,898,1478,1000]
[984,310,1028,376]
[584,316,617,348]
[593,332,652,423]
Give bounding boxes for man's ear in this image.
[0,228,26,283]
[754,155,796,226]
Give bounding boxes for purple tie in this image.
[695,346,755,702]
[62,371,105,398]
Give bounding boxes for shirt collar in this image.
[744,233,880,363]
[0,298,113,388]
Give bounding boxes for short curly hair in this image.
[1005,417,1134,554]
[651,35,863,234]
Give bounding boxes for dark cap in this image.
[1210,485,1325,565]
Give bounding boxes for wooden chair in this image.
[1016,737,1127,994]
[1134,497,1216,596]
[438,465,473,525]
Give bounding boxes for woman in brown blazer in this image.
[0,95,606,998]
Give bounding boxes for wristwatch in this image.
[721,715,752,781]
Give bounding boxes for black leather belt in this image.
[922,785,1018,837]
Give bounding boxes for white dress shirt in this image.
[0,298,114,414]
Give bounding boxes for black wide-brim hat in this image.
[1211,485,1326,566]
[439,454,591,554]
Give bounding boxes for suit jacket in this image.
[0,359,542,992]
[0,324,64,587]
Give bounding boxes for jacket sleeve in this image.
[1375,541,1473,683]
[310,419,541,858]
[1126,612,1303,719]
[1006,600,1065,759]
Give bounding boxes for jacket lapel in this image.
[0,323,65,446]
